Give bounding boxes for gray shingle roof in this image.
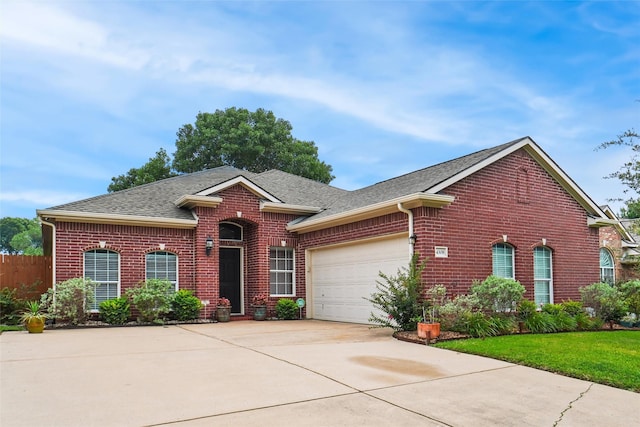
[41,138,526,222]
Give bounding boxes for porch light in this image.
[409,234,417,245]
[205,237,214,256]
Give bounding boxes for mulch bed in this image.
[393,329,470,345]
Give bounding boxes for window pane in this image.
[146,251,178,289]
[492,244,514,279]
[269,247,294,295]
[84,250,120,311]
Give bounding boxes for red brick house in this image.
[598,206,640,283]
[37,137,613,323]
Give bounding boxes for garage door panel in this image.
[310,237,409,324]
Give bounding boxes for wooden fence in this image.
[0,255,52,299]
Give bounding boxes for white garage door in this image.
[308,236,410,324]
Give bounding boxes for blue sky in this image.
[1,1,638,219]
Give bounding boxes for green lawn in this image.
[435,331,640,392]
[0,325,24,333]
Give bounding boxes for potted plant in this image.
[216,297,231,322]
[251,293,269,321]
[418,284,447,340]
[20,300,47,333]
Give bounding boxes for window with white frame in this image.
[600,248,615,285]
[146,251,178,290]
[84,249,119,311]
[270,247,294,295]
[219,222,243,241]
[492,243,514,279]
[534,246,552,306]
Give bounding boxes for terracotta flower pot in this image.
[417,322,440,339]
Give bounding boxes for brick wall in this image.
[299,148,600,302]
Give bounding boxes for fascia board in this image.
[196,176,281,202]
[287,193,454,233]
[175,195,223,208]
[37,209,198,229]
[260,202,322,215]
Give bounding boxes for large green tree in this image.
[108,148,176,192]
[10,219,43,255]
[598,129,640,218]
[172,107,334,183]
[0,217,41,254]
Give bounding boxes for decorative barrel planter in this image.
[216,307,231,322]
[417,322,440,339]
[253,306,267,321]
[25,318,45,334]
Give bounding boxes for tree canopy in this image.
[108,148,176,193]
[108,107,334,192]
[598,129,640,218]
[172,108,334,183]
[0,217,42,254]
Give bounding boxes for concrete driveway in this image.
[1,320,638,427]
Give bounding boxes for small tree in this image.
[580,282,627,327]
[470,275,525,313]
[40,278,95,325]
[366,254,425,331]
[126,279,175,324]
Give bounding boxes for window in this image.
[492,243,514,279]
[270,247,294,295]
[600,248,615,285]
[219,222,243,241]
[84,249,119,311]
[146,251,178,290]
[534,247,552,306]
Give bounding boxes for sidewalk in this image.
[1,321,638,426]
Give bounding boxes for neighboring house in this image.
[37,137,613,323]
[598,207,640,283]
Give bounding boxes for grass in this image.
[0,325,25,333]
[435,331,640,393]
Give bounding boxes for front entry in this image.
[219,247,242,314]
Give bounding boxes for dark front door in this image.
[219,247,241,314]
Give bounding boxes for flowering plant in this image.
[217,297,231,307]
[251,293,269,306]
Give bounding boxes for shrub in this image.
[439,294,481,331]
[275,298,298,320]
[619,280,640,319]
[40,278,95,325]
[470,275,525,313]
[524,312,558,334]
[541,303,563,316]
[99,297,131,325]
[516,299,537,322]
[553,310,578,332]
[366,254,425,331]
[580,282,627,325]
[560,300,584,316]
[0,287,24,325]
[171,289,203,321]
[126,279,174,324]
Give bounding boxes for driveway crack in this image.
[553,383,593,426]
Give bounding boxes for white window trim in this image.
[269,247,295,296]
[533,247,553,305]
[146,251,179,291]
[83,249,121,312]
[599,248,615,284]
[492,243,515,280]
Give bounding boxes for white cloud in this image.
[0,190,90,208]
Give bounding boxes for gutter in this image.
[39,218,56,290]
[397,203,414,255]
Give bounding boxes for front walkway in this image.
[2,320,638,426]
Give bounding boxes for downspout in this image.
[397,203,414,255]
[40,218,56,290]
